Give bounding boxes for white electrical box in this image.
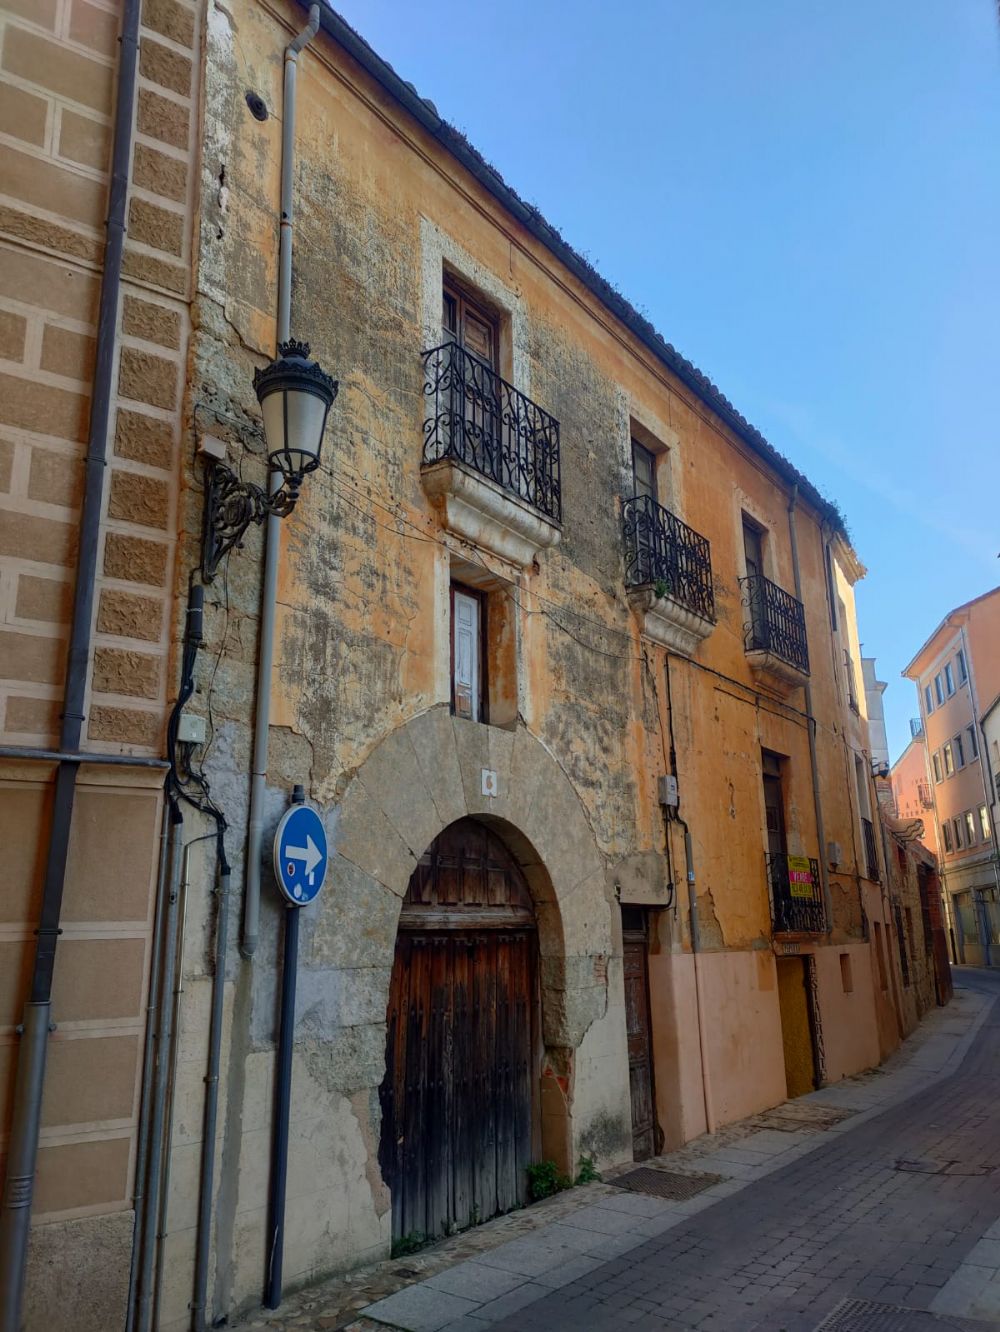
[197,433,227,463]
[658,774,678,808]
[177,713,207,745]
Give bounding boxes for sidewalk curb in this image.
[358,985,995,1331]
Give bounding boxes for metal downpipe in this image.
[241,2,320,958]
[126,801,173,1332]
[0,4,141,1323]
[136,811,185,1332]
[153,834,202,1317]
[191,864,231,1332]
[787,486,833,935]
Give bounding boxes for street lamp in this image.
[871,758,890,780]
[202,340,338,580]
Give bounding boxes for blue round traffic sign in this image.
[273,804,328,906]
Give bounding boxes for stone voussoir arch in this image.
[326,704,615,1052]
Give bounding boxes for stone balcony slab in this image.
[421,458,561,568]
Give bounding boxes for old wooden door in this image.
[621,907,657,1161]
[379,819,537,1245]
[776,956,817,1098]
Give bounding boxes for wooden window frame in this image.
[443,276,501,371]
[450,580,488,724]
[742,514,767,579]
[630,437,658,503]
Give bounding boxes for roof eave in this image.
[308,2,849,538]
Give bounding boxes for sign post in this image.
[265,798,327,1310]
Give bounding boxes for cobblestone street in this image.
[485,969,1000,1332]
[240,973,1000,1332]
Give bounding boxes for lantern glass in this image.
[260,384,331,479]
[254,340,338,484]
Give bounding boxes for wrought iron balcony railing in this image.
[422,341,561,524]
[621,494,715,622]
[741,574,810,675]
[862,817,880,882]
[766,852,825,934]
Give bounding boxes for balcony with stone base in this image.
[421,341,561,569]
[741,574,810,695]
[622,494,716,656]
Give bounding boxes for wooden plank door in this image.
[776,956,817,1098]
[380,819,537,1245]
[622,909,657,1161]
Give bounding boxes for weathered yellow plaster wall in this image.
[158,1,889,1321]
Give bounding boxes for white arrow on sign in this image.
[286,833,322,885]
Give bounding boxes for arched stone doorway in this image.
[378,818,539,1243]
[315,709,631,1267]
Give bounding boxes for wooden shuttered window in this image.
[443,282,498,369]
[451,583,484,722]
[631,438,656,501]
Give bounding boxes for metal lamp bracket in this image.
[201,461,299,582]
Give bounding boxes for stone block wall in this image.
[0,0,199,753]
[0,0,203,1327]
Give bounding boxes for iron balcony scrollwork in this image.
[621,494,715,622]
[422,341,562,524]
[766,852,826,934]
[741,573,810,675]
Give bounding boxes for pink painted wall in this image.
[813,942,882,1081]
[648,950,709,1150]
[699,950,787,1125]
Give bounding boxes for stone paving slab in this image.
[234,980,994,1332]
[360,980,995,1331]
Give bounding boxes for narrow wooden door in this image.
[443,282,500,480]
[743,517,767,643]
[380,820,537,1245]
[621,907,657,1161]
[776,956,817,1098]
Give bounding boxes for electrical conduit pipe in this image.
[663,655,715,1135]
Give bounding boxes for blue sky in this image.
[332,0,1000,760]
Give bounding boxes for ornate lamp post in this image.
[202,339,338,580]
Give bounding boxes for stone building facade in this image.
[902,587,1000,967]
[0,2,948,1329]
